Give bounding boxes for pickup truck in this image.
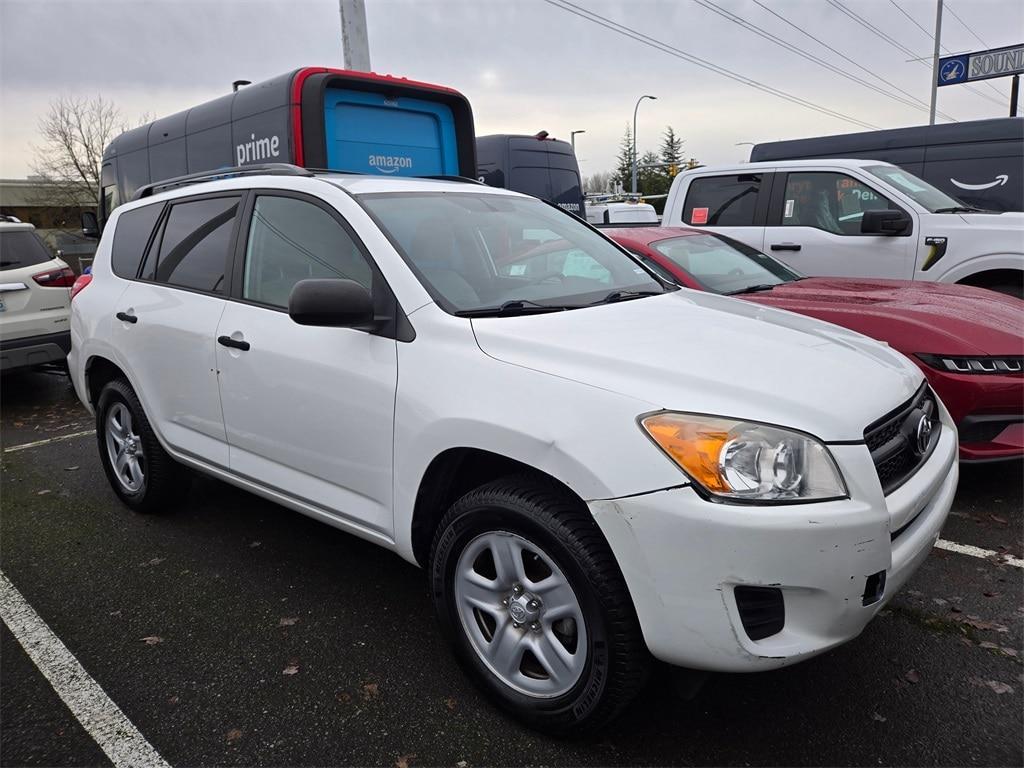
[661,159,1024,297]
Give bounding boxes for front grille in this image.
[864,383,939,495]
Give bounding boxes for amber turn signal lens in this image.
[641,414,731,492]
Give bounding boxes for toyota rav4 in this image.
[70,166,957,733]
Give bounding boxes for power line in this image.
[692,0,953,120]
[828,0,1005,107]
[541,0,880,131]
[748,0,957,121]
[945,2,991,49]
[889,0,1004,99]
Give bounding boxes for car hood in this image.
[471,290,923,442]
[740,278,1024,356]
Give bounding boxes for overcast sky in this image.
[1,0,1020,180]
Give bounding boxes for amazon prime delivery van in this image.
[751,117,1024,212]
[476,134,585,219]
[99,67,476,222]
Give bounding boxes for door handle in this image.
[770,243,802,252]
[115,311,137,323]
[218,335,250,351]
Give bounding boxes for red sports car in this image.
[607,226,1024,462]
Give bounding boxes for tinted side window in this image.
[782,172,892,235]
[243,196,372,308]
[683,175,761,226]
[147,197,239,293]
[111,203,163,279]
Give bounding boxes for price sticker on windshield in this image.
[690,207,709,225]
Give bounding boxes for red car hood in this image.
[741,278,1024,357]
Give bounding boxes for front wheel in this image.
[429,475,649,734]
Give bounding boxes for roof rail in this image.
[133,163,315,200]
[420,175,486,185]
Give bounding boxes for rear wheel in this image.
[429,475,649,734]
[96,378,185,513]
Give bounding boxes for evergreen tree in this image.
[660,126,684,174]
[614,124,634,190]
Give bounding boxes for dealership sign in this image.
[937,44,1024,87]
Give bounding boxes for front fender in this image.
[927,251,1024,284]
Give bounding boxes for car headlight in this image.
[640,413,848,503]
[917,353,1023,375]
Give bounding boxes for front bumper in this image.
[590,420,957,672]
[921,367,1023,462]
[0,330,71,371]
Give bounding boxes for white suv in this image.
[0,217,75,371]
[70,168,957,733]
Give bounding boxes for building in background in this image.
[0,178,97,272]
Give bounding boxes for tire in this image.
[429,474,650,735]
[95,378,185,513]
[987,283,1023,300]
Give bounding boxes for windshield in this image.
[359,192,667,314]
[865,165,965,212]
[0,230,55,271]
[651,233,800,294]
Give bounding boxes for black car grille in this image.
[864,383,939,495]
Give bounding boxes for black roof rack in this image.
[133,163,315,200]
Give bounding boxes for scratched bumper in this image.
[590,428,957,672]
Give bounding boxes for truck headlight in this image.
[640,413,848,503]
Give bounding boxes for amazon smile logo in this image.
[950,174,1009,191]
[368,154,413,174]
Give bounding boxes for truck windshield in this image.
[864,165,966,213]
[651,233,800,295]
[359,192,668,315]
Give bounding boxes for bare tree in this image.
[584,171,613,194]
[30,95,124,208]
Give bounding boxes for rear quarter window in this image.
[111,203,164,279]
[0,230,54,271]
[683,174,762,226]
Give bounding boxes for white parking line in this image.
[0,571,170,768]
[935,539,1024,569]
[2,429,95,454]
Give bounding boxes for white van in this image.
[662,159,1024,296]
[586,200,659,225]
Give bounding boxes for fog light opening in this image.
[862,570,887,606]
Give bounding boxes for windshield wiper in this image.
[454,299,577,318]
[726,284,777,295]
[590,289,664,305]
[933,205,987,214]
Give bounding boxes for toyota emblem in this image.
[915,414,933,455]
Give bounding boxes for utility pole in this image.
[339,0,371,72]
[928,0,943,125]
[632,94,656,194]
[1011,74,1020,117]
[570,130,586,151]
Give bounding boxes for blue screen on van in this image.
[322,88,459,177]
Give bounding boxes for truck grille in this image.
[864,383,939,495]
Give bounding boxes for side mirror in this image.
[81,211,100,239]
[861,209,911,236]
[288,278,374,328]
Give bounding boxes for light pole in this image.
[570,130,586,152]
[928,0,943,125]
[632,95,656,194]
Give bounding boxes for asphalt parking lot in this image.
[1,369,1021,768]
